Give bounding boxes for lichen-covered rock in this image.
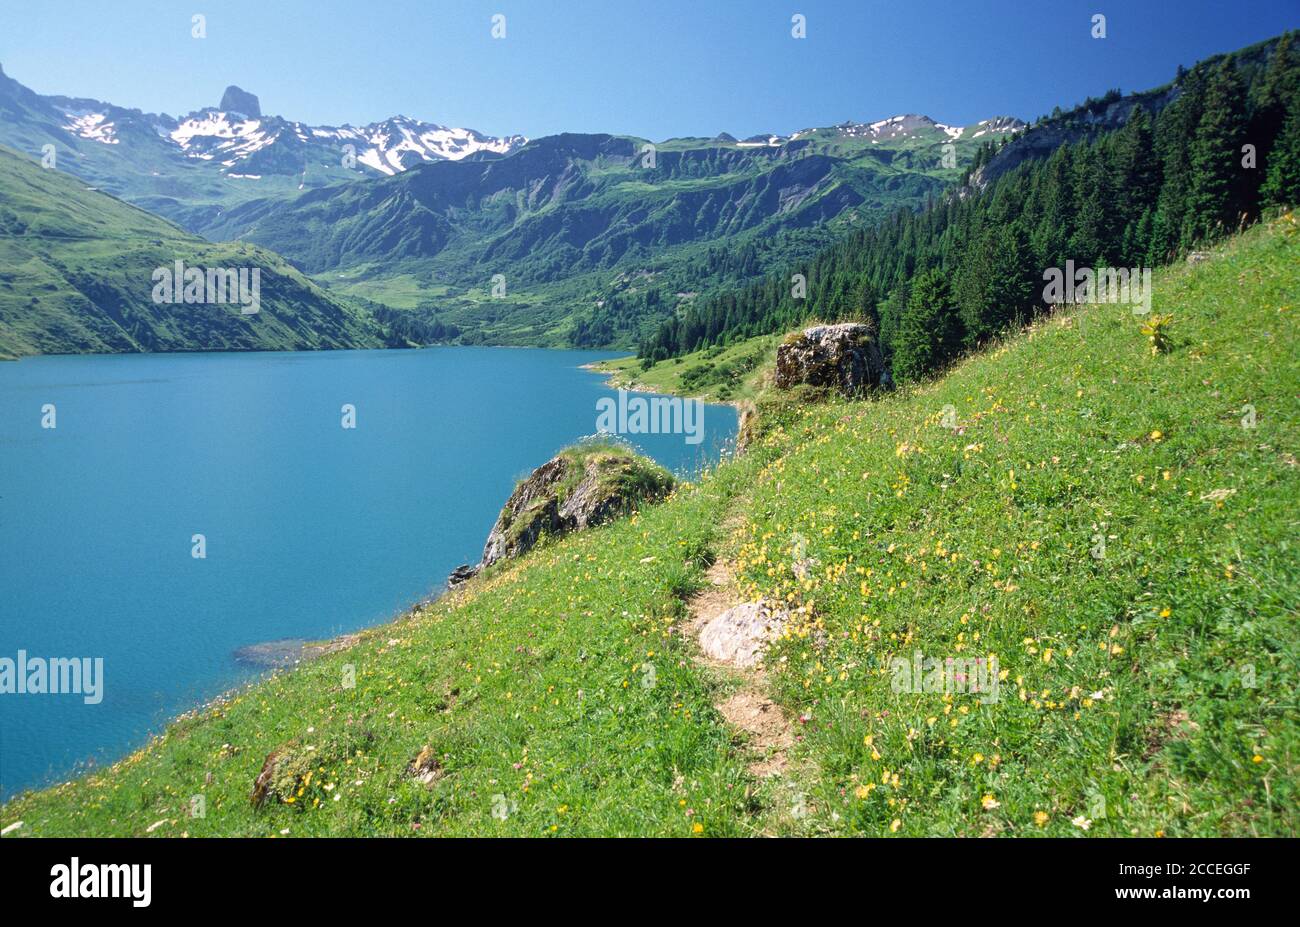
[475,444,674,572]
[774,322,888,396]
[698,601,788,667]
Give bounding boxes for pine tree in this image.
[955,222,1035,347]
[1148,68,1205,262]
[1184,60,1248,244]
[1069,141,1114,265]
[1248,33,1298,213]
[1260,93,1300,208]
[1112,105,1160,251]
[1033,146,1074,270]
[892,269,962,382]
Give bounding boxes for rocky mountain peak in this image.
[219,85,261,118]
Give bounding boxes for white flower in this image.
[1071,815,1092,830]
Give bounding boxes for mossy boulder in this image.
[477,442,674,571]
[774,322,889,396]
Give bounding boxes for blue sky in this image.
[2,0,1296,139]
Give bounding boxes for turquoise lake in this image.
[0,347,736,799]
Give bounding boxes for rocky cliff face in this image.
[449,444,675,586]
[774,322,889,396]
[218,85,262,118]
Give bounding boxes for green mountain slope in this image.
[640,34,1298,367]
[4,215,1294,836]
[208,120,1020,348]
[0,146,385,357]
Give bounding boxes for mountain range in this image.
[1,63,1035,354]
[0,66,528,230]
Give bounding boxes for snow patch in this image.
[63,112,119,144]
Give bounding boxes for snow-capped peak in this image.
[56,86,527,178]
[308,117,527,175]
[169,110,271,163]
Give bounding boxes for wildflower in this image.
[1033,811,1049,827]
[692,822,704,835]
[981,794,1000,810]
[1071,815,1092,831]
[890,819,901,833]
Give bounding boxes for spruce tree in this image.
[892,269,962,382]
[877,282,909,361]
[1148,68,1205,262]
[1185,60,1248,244]
[1248,33,1298,212]
[1260,93,1300,208]
[1033,146,1074,270]
[955,223,1035,347]
[853,275,880,333]
[1069,141,1114,265]
[1112,105,1160,253]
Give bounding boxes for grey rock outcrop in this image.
[447,563,480,587]
[774,322,888,396]
[448,446,674,586]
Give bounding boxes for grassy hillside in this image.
[3,216,1295,836]
[592,334,779,402]
[0,146,385,357]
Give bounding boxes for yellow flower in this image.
[890,818,901,833]
[1033,811,1049,827]
[1252,754,1263,764]
[981,794,1000,810]
[692,822,704,834]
